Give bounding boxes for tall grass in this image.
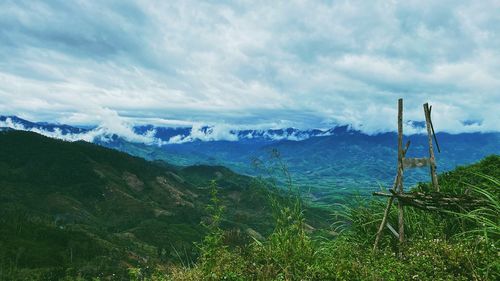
[162,157,500,280]
[451,173,500,240]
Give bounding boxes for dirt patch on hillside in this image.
[123,172,144,192]
[156,176,194,207]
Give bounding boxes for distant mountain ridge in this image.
[0,115,354,144]
[0,116,89,134]
[0,115,458,145]
[4,115,486,146]
[2,115,499,205]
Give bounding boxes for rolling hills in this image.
[0,129,498,280]
[0,130,329,279]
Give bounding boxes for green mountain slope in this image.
[4,130,494,280]
[166,155,499,281]
[104,131,499,206]
[0,130,329,279]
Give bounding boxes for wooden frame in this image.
[372,99,440,251]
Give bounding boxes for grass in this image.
[148,155,500,281]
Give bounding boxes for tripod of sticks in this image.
[372,98,439,251]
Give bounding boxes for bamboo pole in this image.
[423,103,439,191]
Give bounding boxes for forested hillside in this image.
[0,130,498,280]
[0,131,329,280]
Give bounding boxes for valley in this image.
[2,116,498,206]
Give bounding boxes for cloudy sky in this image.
[1,0,499,133]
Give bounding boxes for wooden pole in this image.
[429,106,441,153]
[373,100,408,251]
[397,99,405,245]
[373,191,484,210]
[373,182,396,251]
[423,103,439,191]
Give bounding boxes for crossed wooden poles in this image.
[372,98,439,251]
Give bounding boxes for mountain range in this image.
[0,118,498,279]
[0,115,337,143]
[1,115,499,205]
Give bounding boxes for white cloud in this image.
[0,114,164,145]
[166,123,238,144]
[0,115,332,145]
[0,0,499,133]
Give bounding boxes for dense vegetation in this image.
[105,130,500,206]
[0,131,329,280]
[143,155,499,281]
[0,130,498,280]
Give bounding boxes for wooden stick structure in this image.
[397,99,405,245]
[373,191,484,211]
[424,103,439,191]
[373,98,440,252]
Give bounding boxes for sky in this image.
[1,0,499,134]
